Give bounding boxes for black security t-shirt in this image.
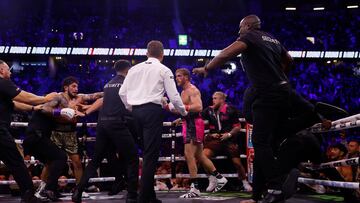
[237,29,288,89]
[99,75,129,124]
[0,78,21,127]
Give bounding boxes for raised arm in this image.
[13,101,39,112]
[13,91,57,105]
[193,41,247,75]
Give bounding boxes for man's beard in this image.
[67,92,77,99]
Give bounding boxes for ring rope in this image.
[0,154,248,166]
[0,177,116,185]
[331,113,360,125]
[310,119,360,133]
[13,129,246,144]
[298,177,359,189]
[301,157,359,170]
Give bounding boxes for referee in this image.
[119,40,188,203]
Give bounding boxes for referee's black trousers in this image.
[132,103,163,203]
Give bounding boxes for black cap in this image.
[113,60,131,72]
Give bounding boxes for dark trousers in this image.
[277,131,322,173]
[77,121,139,199]
[0,126,34,197]
[132,103,163,203]
[247,86,326,200]
[106,144,126,183]
[23,129,67,191]
[245,86,291,200]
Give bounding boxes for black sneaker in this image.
[54,191,65,198]
[260,191,285,203]
[126,197,138,203]
[108,180,126,196]
[149,198,162,203]
[281,168,300,199]
[71,187,83,203]
[40,190,59,202]
[21,190,48,203]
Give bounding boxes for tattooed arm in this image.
[78,92,104,102]
[39,96,84,119]
[37,96,62,115]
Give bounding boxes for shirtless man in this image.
[41,76,103,195]
[166,68,227,198]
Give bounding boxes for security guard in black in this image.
[0,77,36,199]
[74,60,139,202]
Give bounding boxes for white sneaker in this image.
[179,183,200,198]
[242,180,253,192]
[213,176,228,193]
[82,191,90,198]
[206,175,217,192]
[35,181,47,200]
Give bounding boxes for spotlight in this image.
[221,62,237,75]
[347,5,358,9]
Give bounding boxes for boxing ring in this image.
[0,113,359,202]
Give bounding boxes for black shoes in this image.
[21,190,47,203]
[71,188,83,203]
[260,168,300,203]
[126,197,138,203]
[40,190,59,202]
[281,168,300,199]
[149,198,162,203]
[108,180,126,196]
[54,191,65,198]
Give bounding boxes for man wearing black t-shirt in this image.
[72,60,139,203]
[0,59,57,202]
[193,15,298,203]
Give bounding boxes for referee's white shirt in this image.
[119,57,187,116]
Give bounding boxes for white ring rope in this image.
[13,127,246,144]
[331,113,360,125]
[302,157,359,170]
[298,177,359,189]
[0,154,248,166]
[10,118,247,128]
[0,174,241,185]
[14,129,246,144]
[175,173,239,178]
[0,174,358,190]
[310,119,360,133]
[0,177,116,185]
[10,122,174,128]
